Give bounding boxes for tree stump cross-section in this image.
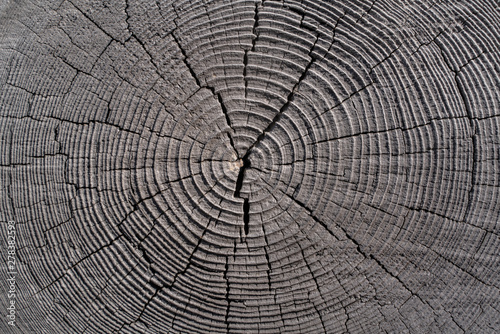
[0,0,499,333]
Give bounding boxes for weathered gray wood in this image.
[1,0,499,333]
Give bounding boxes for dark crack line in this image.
[15,6,106,78]
[298,242,327,334]
[171,33,201,87]
[33,235,122,296]
[234,157,249,198]
[234,156,250,234]
[25,0,167,104]
[244,2,260,99]
[410,31,443,57]
[171,294,192,331]
[437,47,479,225]
[113,173,207,284]
[280,194,339,241]
[242,33,320,159]
[287,195,419,296]
[261,224,273,292]
[133,284,161,328]
[234,32,321,235]
[67,0,126,44]
[171,30,237,155]
[118,181,228,328]
[311,80,373,121]
[288,194,476,318]
[223,241,236,334]
[369,40,404,75]
[168,214,218,288]
[82,263,140,333]
[305,114,483,149]
[120,179,226,328]
[356,0,378,23]
[124,0,132,34]
[242,198,250,235]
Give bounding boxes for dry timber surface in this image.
[0,0,499,333]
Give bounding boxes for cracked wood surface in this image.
[1,0,500,333]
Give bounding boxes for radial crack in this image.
[298,243,327,334]
[171,31,237,153]
[234,156,251,234]
[262,224,273,291]
[223,242,236,333]
[242,198,250,235]
[230,32,322,229]
[242,33,320,158]
[244,2,260,99]
[234,156,249,198]
[437,46,478,224]
[169,216,215,288]
[287,194,419,297]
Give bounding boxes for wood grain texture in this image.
[1,0,499,333]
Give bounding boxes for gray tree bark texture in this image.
[1,0,499,333]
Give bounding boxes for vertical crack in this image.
[171,33,201,88]
[437,47,478,223]
[234,157,249,198]
[244,2,260,99]
[234,32,321,235]
[262,224,273,292]
[243,198,250,235]
[234,157,251,234]
[223,241,236,333]
[299,243,327,333]
[223,256,230,333]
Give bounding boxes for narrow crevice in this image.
[369,40,404,75]
[234,157,250,198]
[116,221,162,287]
[172,33,202,88]
[243,49,249,97]
[234,157,251,234]
[133,284,162,327]
[262,224,273,292]
[312,81,373,121]
[124,0,131,34]
[215,92,237,153]
[172,31,237,154]
[169,221,211,288]
[67,0,127,44]
[53,125,59,143]
[286,195,339,241]
[244,3,260,99]
[356,0,378,23]
[171,294,192,331]
[243,198,250,235]
[289,194,421,299]
[242,33,320,160]
[33,235,122,296]
[299,244,327,334]
[438,47,478,224]
[223,242,236,334]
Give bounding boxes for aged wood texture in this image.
[1,0,500,333]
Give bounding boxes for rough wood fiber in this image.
[1,0,499,333]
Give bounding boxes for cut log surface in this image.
[1,0,500,333]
